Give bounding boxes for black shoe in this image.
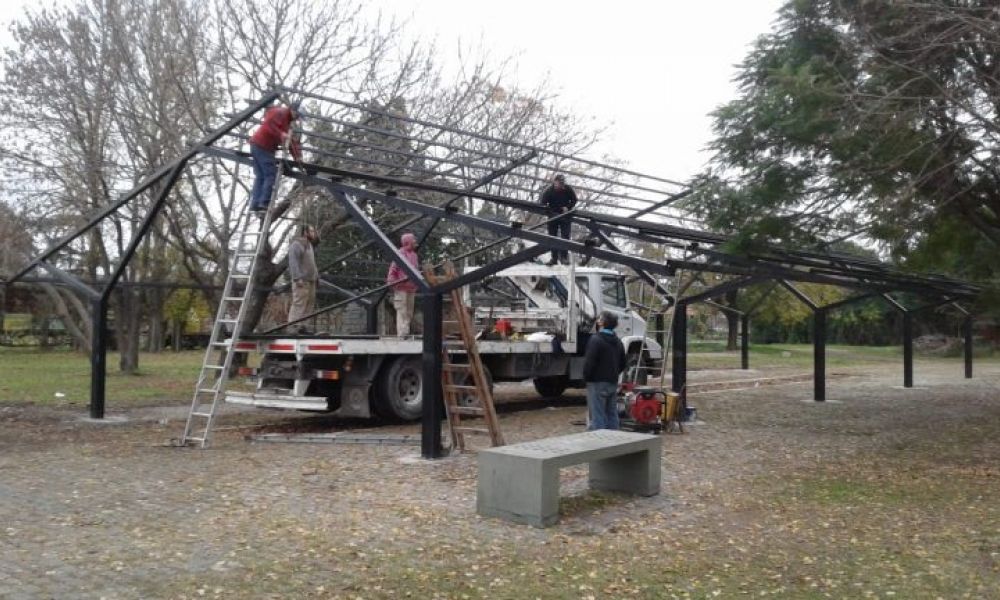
[560,258,570,265]
[545,259,558,266]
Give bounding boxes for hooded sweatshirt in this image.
[386,233,420,293]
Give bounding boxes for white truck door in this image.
[598,275,633,336]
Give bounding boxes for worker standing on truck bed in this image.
[386,232,420,336]
[287,224,320,332]
[249,101,303,213]
[538,173,578,265]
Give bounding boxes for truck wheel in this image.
[375,356,423,421]
[456,366,493,407]
[533,375,569,399]
[624,352,649,385]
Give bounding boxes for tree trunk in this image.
[172,318,183,352]
[146,287,166,353]
[725,311,740,351]
[724,289,739,351]
[116,287,141,374]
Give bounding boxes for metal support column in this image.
[741,314,749,370]
[89,298,108,419]
[421,292,444,458]
[655,313,665,353]
[902,312,913,388]
[671,302,688,398]
[963,316,973,379]
[813,309,826,402]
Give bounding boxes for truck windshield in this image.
[601,277,627,308]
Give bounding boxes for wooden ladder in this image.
[424,261,505,452]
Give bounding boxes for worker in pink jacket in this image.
[386,233,420,336]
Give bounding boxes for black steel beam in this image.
[741,314,750,370]
[821,293,877,312]
[745,282,779,318]
[421,292,444,458]
[279,85,689,188]
[312,179,682,281]
[881,294,914,388]
[101,160,188,301]
[589,227,675,307]
[205,145,979,300]
[326,188,430,293]
[683,277,760,305]
[85,159,189,419]
[9,91,280,284]
[671,302,688,399]
[703,299,743,315]
[36,263,100,303]
[902,312,914,388]
[433,246,548,293]
[315,214,426,276]
[629,188,693,218]
[655,312,665,354]
[371,150,536,308]
[780,280,819,310]
[963,316,973,379]
[814,309,827,402]
[90,299,108,419]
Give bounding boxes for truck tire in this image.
[533,375,569,399]
[624,351,649,385]
[375,356,424,421]
[457,366,493,407]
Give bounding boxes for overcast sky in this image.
[369,0,786,181]
[1,0,786,183]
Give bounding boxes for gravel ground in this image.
[1,360,998,599]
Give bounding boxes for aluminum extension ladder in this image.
[180,163,285,447]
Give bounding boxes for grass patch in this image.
[0,347,203,408]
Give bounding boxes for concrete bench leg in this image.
[589,449,660,496]
[477,455,559,527]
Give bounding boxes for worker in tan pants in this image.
[287,225,320,333]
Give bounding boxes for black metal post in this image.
[655,313,665,353]
[90,298,108,419]
[671,302,688,398]
[741,314,750,370]
[963,316,973,379]
[902,311,913,388]
[421,292,444,459]
[813,309,826,402]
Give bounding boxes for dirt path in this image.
[1,360,998,598]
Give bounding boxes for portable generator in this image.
[617,383,666,433]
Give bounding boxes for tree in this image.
[688,0,1000,299]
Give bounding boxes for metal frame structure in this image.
[2,88,981,458]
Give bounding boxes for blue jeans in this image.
[586,381,619,430]
[250,144,277,210]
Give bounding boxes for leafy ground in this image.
[0,355,998,598]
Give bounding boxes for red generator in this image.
[617,383,665,433]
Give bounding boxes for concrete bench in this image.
[476,430,661,527]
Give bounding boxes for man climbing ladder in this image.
[249,101,302,213]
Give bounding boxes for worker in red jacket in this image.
[249,102,303,212]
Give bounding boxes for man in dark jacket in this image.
[582,311,626,430]
[249,102,303,213]
[538,174,578,265]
